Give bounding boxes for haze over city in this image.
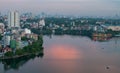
[1,0,120,73]
[0,0,120,16]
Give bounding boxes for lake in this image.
[0,35,120,73]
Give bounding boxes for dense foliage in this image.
[31,28,52,35]
[21,37,30,41]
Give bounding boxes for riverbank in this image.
[0,50,43,60]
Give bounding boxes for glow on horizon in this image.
[0,0,120,16]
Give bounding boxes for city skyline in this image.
[0,0,120,16]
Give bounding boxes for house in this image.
[2,46,12,53]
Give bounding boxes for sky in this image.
[0,0,120,16]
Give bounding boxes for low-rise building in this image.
[24,28,31,34]
[25,33,38,40]
[107,26,120,31]
[2,46,12,53]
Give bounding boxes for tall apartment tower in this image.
[8,11,20,28]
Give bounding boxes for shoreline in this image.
[0,51,43,60]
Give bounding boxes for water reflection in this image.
[43,35,120,73]
[46,44,82,60]
[92,36,111,41]
[0,51,44,72]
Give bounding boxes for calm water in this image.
[0,35,120,73]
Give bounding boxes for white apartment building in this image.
[8,11,20,28]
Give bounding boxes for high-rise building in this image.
[8,11,20,28]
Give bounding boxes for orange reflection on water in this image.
[47,44,82,60]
